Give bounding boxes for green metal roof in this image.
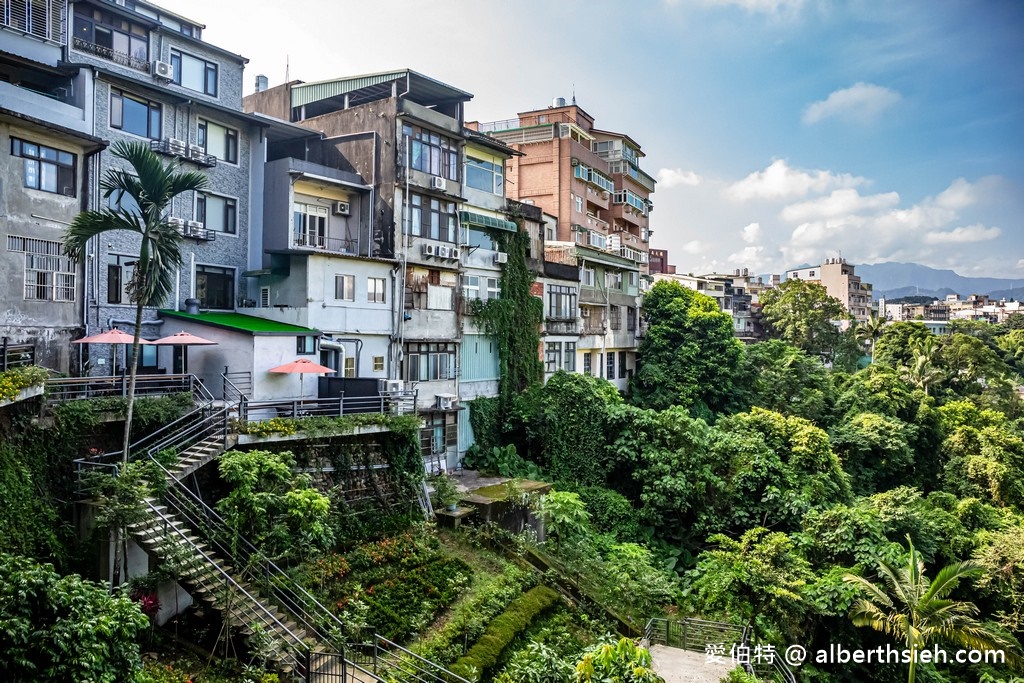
[291,69,473,108]
[159,310,320,336]
[459,211,517,232]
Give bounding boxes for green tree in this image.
[0,552,149,682]
[857,312,890,362]
[536,490,591,548]
[64,141,208,461]
[631,280,741,414]
[574,638,663,683]
[844,536,1016,683]
[830,412,917,495]
[758,279,849,359]
[732,340,836,425]
[873,322,932,370]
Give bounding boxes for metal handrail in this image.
[240,393,417,422]
[46,373,213,405]
[373,635,471,683]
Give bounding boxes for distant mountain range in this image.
[854,262,1024,301]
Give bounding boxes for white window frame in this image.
[335,274,355,301]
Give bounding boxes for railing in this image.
[1,340,35,371]
[369,635,471,683]
[46,373,213,405]
[222,370,249,416]
[488,124,561,146]
[478,110,581,132]
[644,617,748,654]
[293,233,358,255]
[581,323,607,336]
[239,393,417,423]
[72,37,150,72]
[545,318,578,336]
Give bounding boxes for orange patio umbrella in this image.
[153,331,218,373]
[269,358,336,397]
[72,328,154,374]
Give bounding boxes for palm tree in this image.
[844,536,1015,683]
[856,312,888,362]
[900,336,944,395]
[65,140,208,463]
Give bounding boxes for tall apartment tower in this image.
[786,257,874,325]
[474,99,656,390]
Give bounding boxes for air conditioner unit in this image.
[168,138,187,155]
[581,308,591,318]
[382,379,405,393]
[436,394,456,411]
[188,144,206,160]
[422,244,436,258]
[493,252,508,265]
[450,248,461,261]
[570,158,580,167]
[437,245,451,259]
[430,176,447,192]
[168,217,185,230]
[152,60,173,80]
[186,220,203,236]
[332,201,350,216]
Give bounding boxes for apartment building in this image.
[1,0,106,371]
[475,99,654,388]
[786,257,873,325]
[63,0,263,372]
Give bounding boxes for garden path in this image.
[649,644,736,683]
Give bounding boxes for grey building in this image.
[1,0,106,372]
[66,0,264,371]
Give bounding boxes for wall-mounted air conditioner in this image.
[168,217,185,231]
[422,244,436,258]
[581,308,591,318]
[436,394,456,411]
[188,144,206,160]
[430,176,447,192]
[437,245,451,259]
[332,201,350,216]
[168,138,187,155]
[450,248,461,261]
[493,252,508,265]
[570,158,580,166]
[152,60,173,80]
[382,379,405,393]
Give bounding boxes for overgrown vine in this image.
[474,216,544,409]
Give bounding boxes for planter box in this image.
[235,423,393,445]
[0,384,44,409]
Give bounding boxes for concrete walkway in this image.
[649,644,736,683]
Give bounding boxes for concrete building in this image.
[786,257,873,325]
[64,0,264,372]
[648,248,675,275]
[1,0,106,371]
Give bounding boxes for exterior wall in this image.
[152,320,253,398]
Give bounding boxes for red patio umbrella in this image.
[72,328,154,374]
[269,358,336,398]
[152,331,218,373]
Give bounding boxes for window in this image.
[401,124,459,180]
[583,352,592,376]
[606,352,616,380]
[108,186,141,214]
[196,193,236,234]
[335,275,355,301]
[372,356,385,372]
[110,88,161,139]
[294,203,328,248]
[606,271,623,290]
[368,277,386,304]
[7,236,75,302]
[259,287,270,307]
[106,254,135,304]
[137,344,158,370]
[545,342,562,373]
[462,275,480,301]
[11,139,76,196]
[404,342,457,381]
[582,268,595,287]
[407,193,457,242]
[344,357,356,378]
[564,342,576,372]
[610,305,622,331]
[573,194,583,213]
[297,336,316,354]
[198,119,237,163]
[171,49,218,96]
[420,413,457,456]
[73,5,149,67]
[486,277,500,301]
[627,307,637,332]
[547,285,577,319]
[619,351,627,379]
[465,156,503,195]
[628,271,638,288]
[195,265,234,309]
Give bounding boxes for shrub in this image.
[450,585,560,679]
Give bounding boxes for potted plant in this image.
[430,473,461,512]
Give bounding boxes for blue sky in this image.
[169,0,1024,278]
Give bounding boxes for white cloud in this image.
[1018,259,1024,269]
[924,224,1002,244]
[780,188,900,223]
[933,177,977,210]
[657,168,702,188]
[680,240,705,254]
[802,83,902,125]
[687,0,806,13]
[728,245,769,269]
[741,222,762,243]
[724,159,866,202]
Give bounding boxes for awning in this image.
[459,211,517,232]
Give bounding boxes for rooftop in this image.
[159,310,320,335]
[291,69,472,110]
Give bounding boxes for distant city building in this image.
[648,248,675,274]
[786,257,873,325]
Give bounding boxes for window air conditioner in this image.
[430,176,447,192]
[422,244,436,258]
[332,201,350,216]
[152,60,173,80]
[493,252,508,265]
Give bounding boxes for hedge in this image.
[450,585,560,679]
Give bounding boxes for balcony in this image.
[545,317,578,336]
[608,160,657,193]
[73,37,150,73]
[151,139,218,168]
[581,322,607,336]
[292,232,357,255]
[0,81,88,134]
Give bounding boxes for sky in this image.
[164,0,1024,278]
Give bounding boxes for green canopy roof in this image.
[459,211,517,232]
[159,310,320,336]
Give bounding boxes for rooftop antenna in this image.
[285,54,290,83]
[571,84,576,106]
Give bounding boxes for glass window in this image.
[106,254,135,304]
[547,285,577,319]
[582,268,595,287]
[619,351,628,379]
[545,342,561,374]
[11,138,76,196]
[12,235,76,303]
[197,119,238,163]
[195,265,234,309]
[564,342,576,372]
[344,357,356,378]
[110,89,161,139]
[73,6,149,68]
[197,193,236,234]
[335,274,355,301]
[401,123,459,180]
[610,305,622,330]
[583,352,592,376]
[606,352,615,380]
[297,336,316,354]
[372,356,385,372]
[406,193,457,243]
[293,203,328,248]
[403,342,457,381]
[368,277,386,304]
[462,275,480,301]
[465,156,503,195]
[171,49,218,96]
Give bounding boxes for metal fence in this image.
[240,392,417,423]
[0,340,35,371]
[45,373,213,404]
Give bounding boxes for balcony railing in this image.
[608,160,657,193]
[3,0,64,45]
[73,37,150,73]
[293,233,357,255]
[545,318,578,336]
